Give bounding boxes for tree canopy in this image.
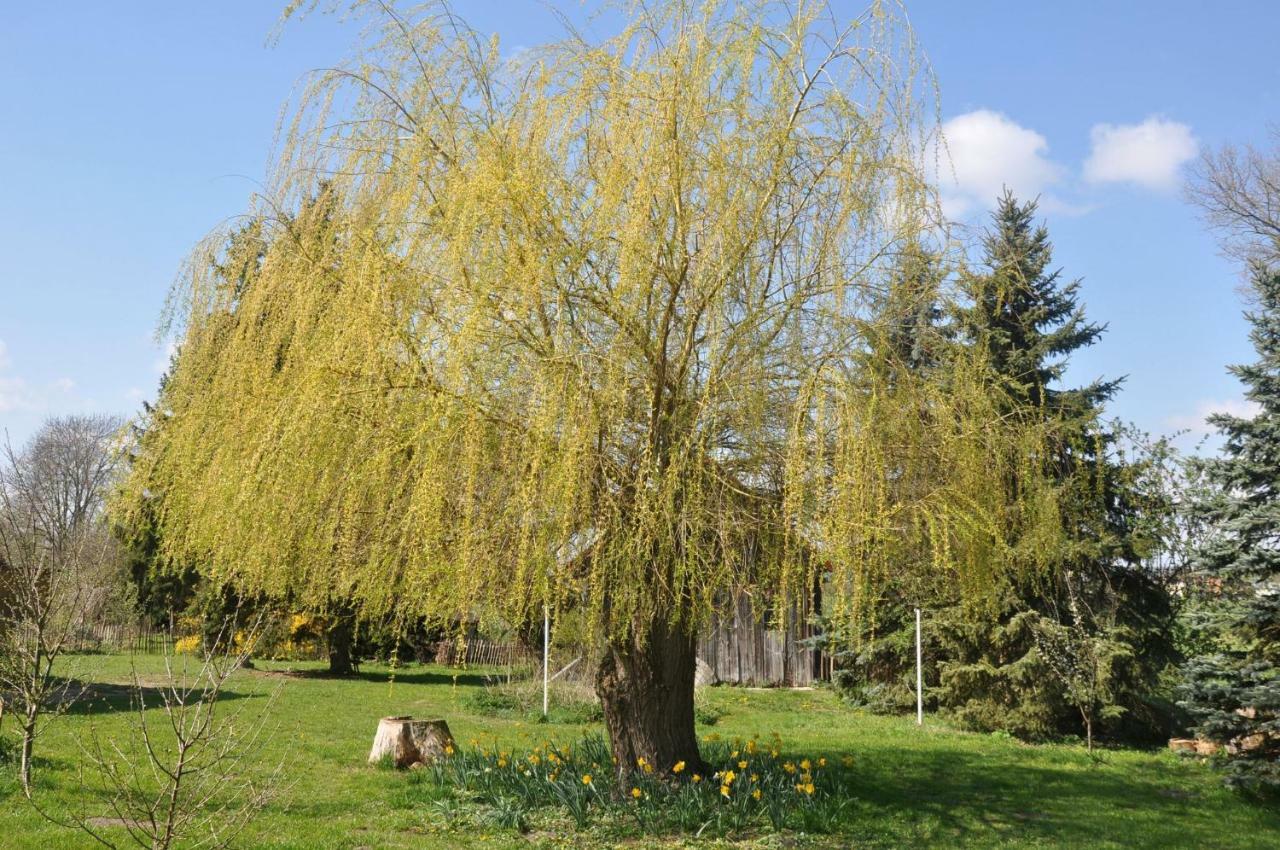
[119,0,1063,675]
[100,0,1104,777]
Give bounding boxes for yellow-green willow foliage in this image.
[120,0,1063,645]
[783,349,1065,639]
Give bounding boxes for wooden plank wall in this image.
[698,594,824,687]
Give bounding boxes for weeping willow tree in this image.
[118,0,1065,773]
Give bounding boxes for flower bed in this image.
[412,731,859,836]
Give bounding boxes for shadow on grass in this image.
[264,666,496,688]
[836,739,1280,848]
[59,679,254,716]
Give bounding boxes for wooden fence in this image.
[698,594,826,687]
[64,613,827,688]
[433,637,537,668]
[431,619,828,687]
[67,621,174,655]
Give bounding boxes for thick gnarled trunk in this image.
[327,611,357,676]
[596,618,705,779]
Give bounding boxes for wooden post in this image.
[543,602,550,718]
[915,608,923,726]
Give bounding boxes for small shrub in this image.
[694,693,724,726]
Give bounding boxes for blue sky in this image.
[1,1,1276,449]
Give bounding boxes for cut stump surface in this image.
[368,716,456,768]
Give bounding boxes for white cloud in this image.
[0,376,34,414]
[152,339,178,374]
[0,339,30,413]
[0,342,81,415]
[1084,117,1197,191]
[934,110,1064,218]
[1166,397,1261,441]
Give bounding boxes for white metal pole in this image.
[915,607,923,726]
[542,602,550,718]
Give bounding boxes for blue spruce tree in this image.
[1180,260,1280,793]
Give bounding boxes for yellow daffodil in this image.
[720,784,731,798]
[581,774,592,785]
[631,787,642,799]
[722,770,736,785]
[783,762,796,774]
[692,774,702,783]
[737,759,748,770]
[752,788,762,800]
[800,758,811,771]
[673,760,686,774]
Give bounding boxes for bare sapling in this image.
[52,615,287,850]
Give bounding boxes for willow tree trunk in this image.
[327,612,356,676]
[596,618,706,779]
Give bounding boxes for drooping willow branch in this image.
[118,0,1065,646]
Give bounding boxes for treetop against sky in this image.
[0,0,1276,447]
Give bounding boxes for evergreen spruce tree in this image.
[1179,260,1280,793]
[873,241,947,378]
[933,191,1177,742]
[954,191,1118,415]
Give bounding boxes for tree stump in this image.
[368,716,456,768]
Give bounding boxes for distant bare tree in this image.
[0,414,123,792]
[1185,127,1280,265]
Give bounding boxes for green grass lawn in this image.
[1,653,1276,849]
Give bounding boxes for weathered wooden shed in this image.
[697,590,827,687]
